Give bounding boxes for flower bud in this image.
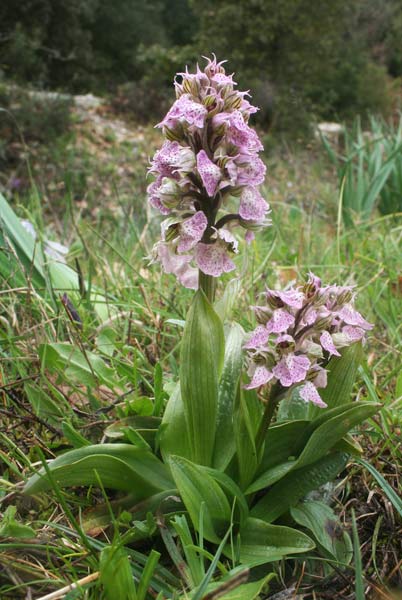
[335,289,354,306]
[276,334,295,353]
[239,217,265,232]
[164,124,185,142]
[203,94,217,108]
[301,340,323,358]
[158,179,182,208]
[252,305,272,325]
[224,93,242,111]
[314,291,330,307]
[182,77,198,96]
[314,315,334,331]
[303,272,321,297]
[265,292,284,310]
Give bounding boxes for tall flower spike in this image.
[148,57,270,288]
[244,273,373,407]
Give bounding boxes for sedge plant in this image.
[23,57,379,596]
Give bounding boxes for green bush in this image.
[0,85,73,177]
[0,86,73,143]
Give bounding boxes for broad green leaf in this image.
[104,416,161,445]
[0,193,46,289]
[246,461,297,495]
[180,290,224,466]
[247,402,375,494]
[224,517,314,567]
[24,444,173,497]
[188,572,274,600]
[333,434,363,456]
[213,322,244,471]
[0,193,111,321]
[169,455,231,543]
[202,467,249,526]
[160,383,191,462]
[24,382,67,422]
[234,387,262,490]
[39,343,121,390]
[0,506,35,539]
[295,402,380,469]
[291,501,353,564]
[294,401,378,457]
[258,420,309,473]
[251,452,349,523]
[307,343,363,418]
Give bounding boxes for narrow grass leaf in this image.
[356,458,402,517]
[352,509,365,600]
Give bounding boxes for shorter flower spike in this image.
[244,273,373,408]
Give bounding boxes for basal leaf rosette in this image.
[244,273,373,407]
[147,56,271,289]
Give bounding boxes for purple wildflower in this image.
[244,273,373,407]
[148,56,270,287]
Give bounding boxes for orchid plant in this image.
[25,57,378,595]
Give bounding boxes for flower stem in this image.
[255,383,282,455]
[198,271,216,304]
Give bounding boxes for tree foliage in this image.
[0,0,400,130]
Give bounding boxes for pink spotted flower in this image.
[244,273,373,408]
[148,56,270,288]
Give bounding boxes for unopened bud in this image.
[239,217,265,231]
[159,180,181,208]
[314,292,329,307]
[164,124,184,142]
[213,123,227,139]
[302,340,323,358]
[203,94,217,108]
[182,77,199,96]
[164,223,180,242]
[265,291,284,310]
[336,289,353,306]
[276,335,295,352]
[253,305,272,325]
[314,315,334,331]
[224,93,242,111]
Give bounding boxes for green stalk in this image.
[255,383,282,454]
[198,271,216,304]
